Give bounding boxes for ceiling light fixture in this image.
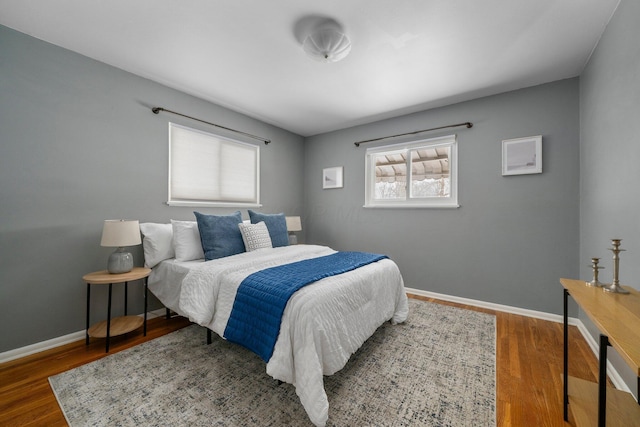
[303,22,351,63]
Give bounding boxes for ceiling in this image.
[0,0,620,137]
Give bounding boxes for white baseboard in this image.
[0,330,86,364]
[405,287,632,395]
[405,287,581,325]
[0,308,167,364]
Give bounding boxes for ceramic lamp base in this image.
[107,247,133,274]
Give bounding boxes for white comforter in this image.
[176,245,409,427]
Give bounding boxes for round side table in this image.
[83,267,151,352]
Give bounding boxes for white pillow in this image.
[139,223,174,268]
[238,221,273,252]
[171,220,205,261]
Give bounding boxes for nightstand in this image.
[83,267,151,352]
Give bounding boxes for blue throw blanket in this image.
[223,251,388,362]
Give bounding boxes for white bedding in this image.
[148,244,409,426]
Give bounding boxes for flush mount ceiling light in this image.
[302,21,351,63]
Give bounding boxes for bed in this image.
[141,217,409,426]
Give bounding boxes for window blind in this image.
[168,123,260,206]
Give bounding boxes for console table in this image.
[561,278,640,426]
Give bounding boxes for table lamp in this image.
[100,219,142,274]
[285,216,302,245]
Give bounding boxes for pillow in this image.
[194,211,245,260]
[171,220,205,261]
[139,223,174,268]
[248,210,289,247]
[238,221,273,252]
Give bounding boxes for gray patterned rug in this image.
[49,299,496,426]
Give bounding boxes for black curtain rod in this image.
[152,107,271,145]
[354,122,473,147]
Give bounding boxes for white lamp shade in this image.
[285,216,302,232]
[303,27,351,63]
[100,220,142,247]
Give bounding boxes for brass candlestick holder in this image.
[603,239,630,294]
[586,257,605,287]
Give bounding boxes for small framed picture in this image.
[323,166,343,189]
[502,135,542,176]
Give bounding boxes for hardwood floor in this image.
[0,315,192,427]
[0,297,602,426]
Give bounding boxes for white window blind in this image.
[168,123,260,207]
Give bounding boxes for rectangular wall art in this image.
[323,166,343,189]
[502,135,542,176]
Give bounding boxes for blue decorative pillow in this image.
[248,210,289,247]
[194,211,245,260]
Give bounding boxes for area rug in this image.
[49,299,496,426]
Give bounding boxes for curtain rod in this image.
[354,122,473,147]
[152,107,271,145]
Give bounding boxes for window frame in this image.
[167,122,261,208]
[364,134,459,209]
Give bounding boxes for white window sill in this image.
[363,203,460,209]
[167,201,263,208]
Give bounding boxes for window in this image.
[168,123,260,207]
[364,135,458,208]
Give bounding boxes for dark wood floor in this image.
[0,296,602,426]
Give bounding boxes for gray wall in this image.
[579,0,639,398]
[0,25,305,353]
[304,79,581,315]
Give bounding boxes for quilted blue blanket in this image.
[223,251,388,362]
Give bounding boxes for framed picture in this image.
[323,166,343,189]
[502,135,542,176]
